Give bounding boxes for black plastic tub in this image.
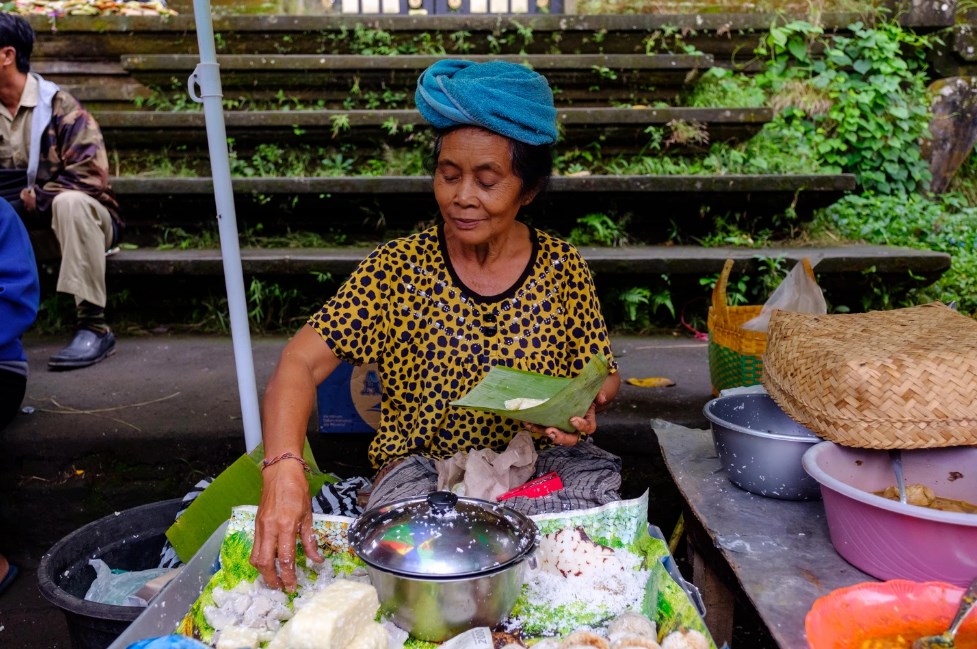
[38,499,182,649]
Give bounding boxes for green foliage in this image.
[449,30,474,54]
[567,113,819,177]
[815,192,977,313]
[339,24,399,56]
[329,113,351,138]
[567,213,631,247]
[575,0,884,13]
[246,278,307,331]
[486,20,535,55]
[602,277,676,333]
[642,25,704,55]
[157,226,222,250]
[684,67,767,108]
[756,20,934,194]
[32,293,75,335]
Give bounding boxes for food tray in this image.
[110,513,712,648]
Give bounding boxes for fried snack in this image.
[660,629,709,649]
[494,631,526,649]
[561,630,610,649]
[608,612,657,641]
[610,634,663,649]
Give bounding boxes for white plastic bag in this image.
[83,559,173,606]
[741,258,827,332]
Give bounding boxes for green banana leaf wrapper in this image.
[450,354,610,432]
[165,440,336,563]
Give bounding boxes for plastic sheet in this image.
[84,560,173,607]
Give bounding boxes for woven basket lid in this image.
[762,302,977,449]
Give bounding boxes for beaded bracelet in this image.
[261,451,312,473]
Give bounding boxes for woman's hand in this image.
[250,325,341,590]
[523,386,613,446]
[250,460,323,591]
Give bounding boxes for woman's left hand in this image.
[522,373,619,446]
[523,402,597,446]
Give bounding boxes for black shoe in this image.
[48,329,116,371]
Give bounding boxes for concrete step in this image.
[91,244,950,325]
[104,244,951,284]
[94,106,775,149]
[105,173,857,238]
[27,11,957,59]
[119,52,714,105]
[109,173,856,195]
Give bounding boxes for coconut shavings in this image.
[504,528,650,636]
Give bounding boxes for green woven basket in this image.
[706,259,767,395]
[708,340,763,395]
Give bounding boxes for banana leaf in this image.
[450,354,610,432]
[165,440,336,563]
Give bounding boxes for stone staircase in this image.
[24,9,967,323]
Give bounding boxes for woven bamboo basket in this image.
[762,302,977,449]
[707,258,816,395]
[707,259,766,394]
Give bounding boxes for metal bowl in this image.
[348,491,538,642]
[703,393,822,500]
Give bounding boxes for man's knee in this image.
[50,191,113,250]
[51,190,91,218]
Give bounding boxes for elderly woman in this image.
[251,60,622,590]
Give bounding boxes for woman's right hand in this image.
[250,459,323,591]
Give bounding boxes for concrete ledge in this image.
[104,244,951,280]
[26,11,956,36]
[94,107,774,149]
[93,106,775,129]
[108,173,857,195]
[121,53,713,72]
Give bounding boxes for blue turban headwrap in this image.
[415,59,558,146]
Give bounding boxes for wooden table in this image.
[654,420,874,648]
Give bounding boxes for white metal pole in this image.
[190,0,262,452]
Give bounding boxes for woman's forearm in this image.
[261,325,342,455]
[600,371,621,405]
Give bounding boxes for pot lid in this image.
[348,491,538,578]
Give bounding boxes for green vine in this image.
[755,20,934,194]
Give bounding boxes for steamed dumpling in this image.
[504,397,549,410]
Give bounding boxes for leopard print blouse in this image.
[309,224,616,469]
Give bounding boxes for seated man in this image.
[0,13,122,370]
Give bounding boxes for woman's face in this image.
[434,127,529,245]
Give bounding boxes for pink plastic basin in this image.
[802,441,977,587]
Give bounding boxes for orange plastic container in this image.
[806,580,977,649]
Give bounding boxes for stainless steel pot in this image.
[703,393,822,500]
[348,491,538,642]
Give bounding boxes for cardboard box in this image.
[316,361,381,433]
